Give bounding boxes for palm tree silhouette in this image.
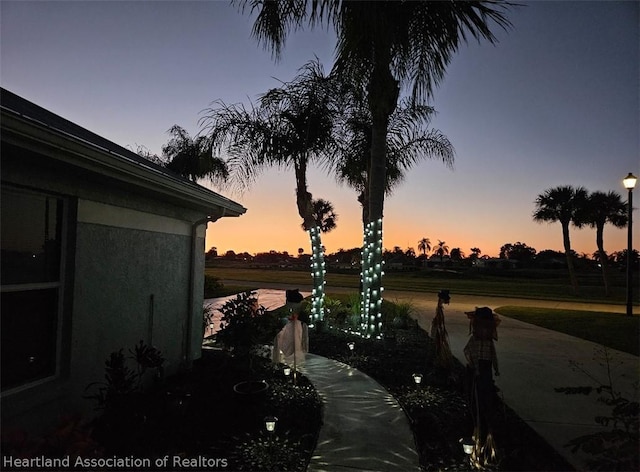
[240,0,513,337]
[533,185,588,294]
[470,247,482,261]
[577,190,628,296]
[434,240,450,262]
[162,125,229,185]
[303,198,338,234]
[418,238,432,257]
[200,60,337,322]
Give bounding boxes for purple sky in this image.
[2,0,638,258]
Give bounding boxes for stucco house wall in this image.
[0,88,246,433]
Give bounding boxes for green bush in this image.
[204,275,224,298]
[216,291,281,359]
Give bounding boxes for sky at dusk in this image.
[2,0,638,258]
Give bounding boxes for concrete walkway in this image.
[301,354,420,472]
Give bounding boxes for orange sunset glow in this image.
[205,167,635,259]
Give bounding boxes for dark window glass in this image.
[1,186,64,390]
[1,188,62,285]
[1,289,59,390]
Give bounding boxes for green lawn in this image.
[207,266,634,304]
[495,306,639,356]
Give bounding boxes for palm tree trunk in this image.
[309,226,326,324]
[561,222,579,294]
[596,223,610,296]
[294,158,324,322]
[364,56,399,337]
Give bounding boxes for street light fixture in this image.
[623,173,637,317]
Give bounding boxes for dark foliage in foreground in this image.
[82,349,322,471]
[310,325,575,471]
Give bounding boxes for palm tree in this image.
[200,60,337,322]
[578,190,628,296]
[239,0,513,337]
[434,240,450,262]
[304,198,338,233]
[162,125,229,185]
[450,248,464,261]
[418,238,432,257]
[330,91,454,335]
[470,247,482,261]
[533,185,588,294]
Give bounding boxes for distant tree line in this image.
[207,242,638,271]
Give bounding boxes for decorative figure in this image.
[463,306,501,468]
[431,289,453,370]
[272,312,308,382]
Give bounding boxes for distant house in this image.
[0,88,246,432]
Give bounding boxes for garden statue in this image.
[273,312,309,379]
[463,306,501,468]
[430,289,453,370]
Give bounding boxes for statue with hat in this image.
[463,306,501,467]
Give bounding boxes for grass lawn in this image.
[495,306,640,356]
[207,266,634,304]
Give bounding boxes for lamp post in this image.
[623,173,637,317]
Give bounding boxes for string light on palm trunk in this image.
[309,226,326,323]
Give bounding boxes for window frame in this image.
[1,184,69,395]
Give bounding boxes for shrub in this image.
[217,291,281,360]
[203,275,224,298]
[83,341,165,454]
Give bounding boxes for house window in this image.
[1,186,65,391]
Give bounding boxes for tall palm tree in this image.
[577,190,628,296]
[434,240,449,261]
[533,185,588,294]
[162,125,229,185]
[200,60,337,322]
[239,0,513,336]
[418,238,432,257]
[330,91,453,335]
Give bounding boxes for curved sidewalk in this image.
[301,354,420,472]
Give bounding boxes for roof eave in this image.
[1,108,247,218]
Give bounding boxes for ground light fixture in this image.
[264,416,278,433]
[347,342,355,351]
[460,437,474,455]
[623,172,637,317]
[412,373,423,385]
[283,366,291,376]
